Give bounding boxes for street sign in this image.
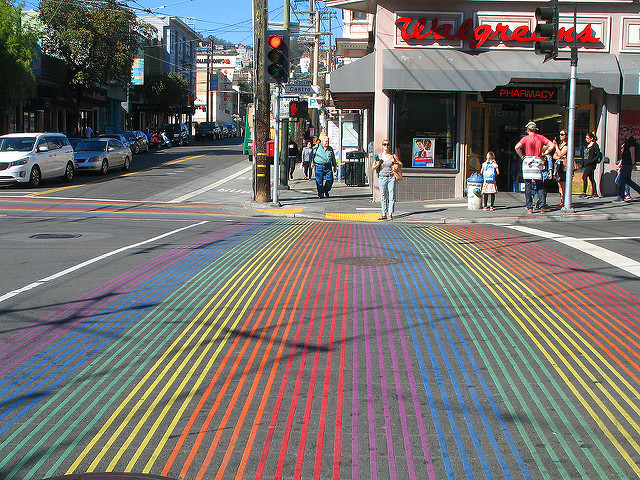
[284,84,320,95]
[308,97,322,109]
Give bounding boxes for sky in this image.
[22,0,342,47]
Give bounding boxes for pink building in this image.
[328,0,640,199]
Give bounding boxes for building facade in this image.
[328,0,640,200]
[194,51,239,126]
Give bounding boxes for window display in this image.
[395,92,458,169]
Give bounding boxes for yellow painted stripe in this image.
[127,225,308,473]
[325,212,383,222]
[29,155,205,196]
[255,208,303,214]
[427,226,640,475]
[66,223,305,473]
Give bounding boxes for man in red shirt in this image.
[515,121,555,213]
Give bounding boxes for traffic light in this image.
[265,30,289,83]
[289,100,309,119]
[534,0,559,62]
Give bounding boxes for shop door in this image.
[466,102,489,180]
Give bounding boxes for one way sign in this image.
[284,84,319,95]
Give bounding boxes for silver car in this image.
[0,133,75,187]
[74,138,131,174]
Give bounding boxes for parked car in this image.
[0,132,75,187]
[222,124,238,137]
[74,138,131,174]
[67,137,84,149]
[194,122,222,140]
[99,133,133,151]
[163,123,190,146]
[122,130,149,154]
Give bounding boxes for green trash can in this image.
[344,150,367,186]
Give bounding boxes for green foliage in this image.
[137,72,189,114]
[38,0,155,88]
[0,0,38,111]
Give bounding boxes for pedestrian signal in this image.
[289,100,309,119]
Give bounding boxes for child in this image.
[481,151,499,210]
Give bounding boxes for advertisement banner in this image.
[131,58,144,85]
[412,137,435,167]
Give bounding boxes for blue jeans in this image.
[524,179,546,210]
[315,163,333,197]
[379,174,396,215]
[616,164,640,199]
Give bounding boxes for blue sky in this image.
[131,0,340,47]
[23,0,342,47]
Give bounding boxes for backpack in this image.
[483,163,496,182]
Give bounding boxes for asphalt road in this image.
[1,139,640,479]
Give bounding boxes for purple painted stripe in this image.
[367,267,398,478]
[351,232,360,480]
[380,260,436,480]
[0,224,247,373]
[360,226,378,479]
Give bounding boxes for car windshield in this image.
[0,136,37,152]
[122,132,135,139]
[76,140,107,152]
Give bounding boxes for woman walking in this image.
[372,139,402,220]
[580,132,601,198]
[553,130,569,207]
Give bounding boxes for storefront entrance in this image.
[466,90,594,192]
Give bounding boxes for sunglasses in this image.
[622,129,630,132]
[559,132,566,135]
[382,143,389,146]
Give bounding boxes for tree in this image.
[0,0,38,119]
[137,72,189,122]
[38,0,154,122]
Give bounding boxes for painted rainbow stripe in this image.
[1,222,639,479]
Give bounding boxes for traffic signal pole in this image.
[273,83,282,205]
[563,5,578,211]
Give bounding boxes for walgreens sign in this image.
[396,16,601,49]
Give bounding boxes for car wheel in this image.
[122,156,130,171]
[134,144,139,154]
[100,159,108,175]
[29,165,41,187]
[62,161,74,182]
[178,138,184,146]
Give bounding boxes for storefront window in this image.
[395,91,457,170]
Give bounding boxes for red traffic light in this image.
[267,35,283,49]
[290,102,299,116]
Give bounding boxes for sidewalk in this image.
[248,169,640,224]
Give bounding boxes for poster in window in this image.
[413,138,435,167]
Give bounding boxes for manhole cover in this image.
[30,233,82,239]
[333,256,401,266]
[40,473,178,480]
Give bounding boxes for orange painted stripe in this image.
[230,226,334,480]
[445,225,640,380]
[193,223,327,480]
[160,222,322,478]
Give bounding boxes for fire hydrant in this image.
[467,173,483,210]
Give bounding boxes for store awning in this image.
[619,55,640,95]
[328,53,375,109]
[382,49,621,95]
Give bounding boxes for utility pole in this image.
[279,0,291,191]
[310,0,319,133]
[253,0,271,202]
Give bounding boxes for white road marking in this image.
[0,221,208,304]
[169,166,252,203]
[505,225,640,278]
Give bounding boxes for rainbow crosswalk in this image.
[1,220,639,479]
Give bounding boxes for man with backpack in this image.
[515,121,555,213]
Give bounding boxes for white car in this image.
[74,138,131,174]
[0,133,75,187]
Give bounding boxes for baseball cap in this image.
[525,121,538,131]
